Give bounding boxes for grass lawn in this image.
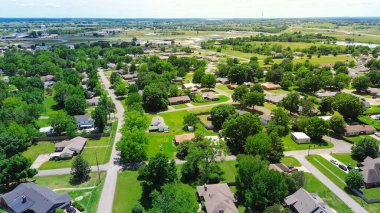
[267,89,288,94]
[22,142,55,162]
[263,102,276,111]
[363,105,380,115]
[216,84,233,95]
[281,156,301,167]
[171,103,188,109]
[191,95,230,106]
[331,153,359,167]
[358,116,380,130]
[34,172,106,213]
[282,134,333,151]
[307,155,380,212]
[146,110,217,159]
[37,95,62,127]
[304,173,353,213]
[219,160,237,183]
[344,135,380,145]
[113,170,142,213]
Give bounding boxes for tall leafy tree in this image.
[92,105,108,132]
[351,137,379,162]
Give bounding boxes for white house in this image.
[291,132,311,144]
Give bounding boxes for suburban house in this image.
[227,84,239,90]
[168,96,191,105]
[202,92,219,101]
[0,183,72,213]
[291,132,311,144]
[121,73,138,82]
[172,77,183,83]
[41,75,55,82]
[182,83,200,91]
[44,81,55,89]
[265,94,288,104]
[74,115,94,130]
[269,163,290,173]
[348,66,370,77]
[149,116,169,132]
[174,133,195,145]
[51,136,87,159]
[259,115,272,125]
[216,77,229,84]
[196,183,238,213]
[107,62,116,69]
[284,188,333,213]
[344,125,376,136]
[86,97,100,106]
[367,87,380,98]
[261,82,280,90]
[360,156,380,188]
[314,91,337,99]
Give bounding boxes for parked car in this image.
[375,132,380,137]
[330,159,338,165]
[339,164,347,171]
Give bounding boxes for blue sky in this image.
[1,0,380,18]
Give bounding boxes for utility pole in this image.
[95,151,101,183]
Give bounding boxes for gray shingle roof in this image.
[0,183,71,213]
[197,183,238,213]
[284,188,332,213]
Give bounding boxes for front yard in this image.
[282,134,333,151]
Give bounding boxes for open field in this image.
[343,135,380,145]
[282,134,333,151]
[191,95,230,106]
[281,156,301,167]
[22,142,55,162]
[36,95,62,127]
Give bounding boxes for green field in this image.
[113,170,142,213]
[358,116,380,131]
[282,134,333,151]
[363,105,380,115]
[344,135,380,145]
[281,156,301,167]
[22,142,55,162]
[36,95,62,127]
[216,84,234,95]
[171,103,188,109]
[191,95,230,106]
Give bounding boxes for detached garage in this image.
[291,132,311,144]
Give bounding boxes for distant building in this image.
[314,91,337,99]
[39,126,54,135]
[291,132,311,144]
[196,183,238,213]
[0,182,72,213]
[216,77,229,84]
[269,163,290,173]
[202,92,219,101]
[259,115,272,125]
[344,125,376,136]
[41,75,55,82]
[284,188,333,213]
[227,84,239,90]
[174,133,195,145]
[360,156,380,188]
[367,87,380,98]
[86,97,100,106]
[74,115,94,130]
[168,96,191,105]
[261,82,280,90]
[265,94,288,104]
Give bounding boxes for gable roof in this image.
[284,188,332,213]
[174,133,195,143]
[197,183,237,213]
[74,115,93,123]
[0,183,71,213]
[360,157,380,185]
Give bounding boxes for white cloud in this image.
[46,3,61,8]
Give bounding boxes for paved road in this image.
[295,155,367,213]
[96,68,125,213]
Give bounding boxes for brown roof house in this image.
[265,93,288,104]
[284,188,333,213]
[261,82,280,90]
[216,77,229,84]
[51,136,87,159]
[168,95,191,105]
[269,163,290,173]
[174,133,195,145]
[196,183,238,213]
[344,125,376,136]
[360,157,380,188]
[202,92,219,101]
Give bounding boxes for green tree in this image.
[352,76,371,93]
[51,111,77,135]
[264,204,292,213]
[70,155,91,183]
[351,137,379,162]
[330,114,346,134]
[232,85,249,102]
[64,95,87,115]
[222,113,263,153]
[150,183,198,213]
[319,96,335,115]
[92,105,108,133]
[142,85,168,112]
[192,68,205,83]
[241,91,265,112]
[279,92,300,113]
[138,153,177,194]
[345,170,364,189]
[183,113,199,129]
[53,81,70,105]
[285,171,305,194]
[270,107,290,136]
[245,133,272,158]
[264,57,274,65]
[305,117,329,140]
[114,83,127,97]
[132,203,143,213]
[201,74,216,89]
[210,104,237,129]
[0,155,37,187]
[333,93,364,120]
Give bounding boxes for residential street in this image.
[295,155,367,213]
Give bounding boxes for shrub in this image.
[73,201,85,212]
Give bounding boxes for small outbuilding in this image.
[291,132,311,144]
[174,133,195,145]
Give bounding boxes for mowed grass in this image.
[281,156,301,167]
[171,103,188,109]
[37,95,62,127]
[113,170,142,213]
[307,155,380,212]
[22,142,55,162]
[34,172,106,213]
[282,134,333,151]
[331,153,359,167]
[344,134,380,145]
[304,173,353,213]
[216,84,234,95]
[146,110,218,159]
[191,95,230,106]
[358,116,380,131]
